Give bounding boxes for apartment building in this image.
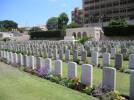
[71,8,84,26]
[83,0,134,26]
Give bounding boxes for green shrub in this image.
[78,37,90,44]
[103,25,134,36]
[30,30,65,39]
[100,91,126,100]
[83,86,95,95]
[49,75,62,84]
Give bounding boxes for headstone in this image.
[130,70,134,100]
[26,55,30,67]
[80,46,85,55]
[53,48,58,60]
[73,50,78,62]
[121,48,127,56]
[55,60,62,77]
[23,55,27,67]
[35,57,40,68]
[81,64,93,87]
[14,53,18,64]
[115,54,123,69]
[68,62,77,79]
[30,56,35,69]
[19,54,24,66]
[11,52,14,64]
[94,47,99,52]
[12,53,15,64]
[102,47,107,53]
[3,51,6,59]
[130,46,134,54]
[48,49,52,58]
[102,67,116,91]
[59,49,63,60]
[91,51,98,66]
[6,52,10,62]
[111,48,116,58]
[65,49,70,61]
[43,48,47,58]
[44,58,52,74]
[9,52,12,63]
[103,53,110,67]
[129,54,134,70]
[81,50,87,61]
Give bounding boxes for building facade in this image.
[83,0,134,26]
[66,27,103,41]
[71,8,84,26]
[0,32,13,40]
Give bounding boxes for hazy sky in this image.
[0,0,82,27]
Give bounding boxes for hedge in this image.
[30,30,64,39]
[103,25,134,36]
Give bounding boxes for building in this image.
[38,25,48,31]
[83,0,134,26]
[0,32,30,41]
[0,32,13,39]
[71,8,84,26]
[65,27,103,41]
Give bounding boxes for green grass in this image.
[0,62,97,100]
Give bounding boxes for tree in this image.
[46,17,58,30]
[0,20,18,31]
[67,22,80,28]
[58,12,69,29]
[109,18,128,27]
[28,27,42,35]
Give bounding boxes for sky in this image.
[0,0,82,27]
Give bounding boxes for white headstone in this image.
[130,70,134,100]
[44,58,52,74]
[103,53,110,67]
[30,56,35,69]
[91,51,98,66]
[65,49,70,61]
[111,48,116,58]
[26,55,30,67]
[102,67,116,91]
[129,54,134,70]
[55,60,62,77]
[81,64,93,87]
[68,62,77,79]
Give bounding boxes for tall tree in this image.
[0,20,18,31]
[109,19,128,27]
[58,12,69,29]
[67,22,80,28]
[28,27,42,35]
[46,17,58,30]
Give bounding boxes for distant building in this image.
[0,32,13,39]
[66,27,103,41]
[72,7,84,26]
[47,24,58,30]
[83,0,134,26]
[38,25,48,31]
[0,32,30,41]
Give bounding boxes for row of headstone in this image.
[1,48,134,70]
[1,40,134,66]
[0,50,134,99]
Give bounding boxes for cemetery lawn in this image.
[0,62,97,100]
